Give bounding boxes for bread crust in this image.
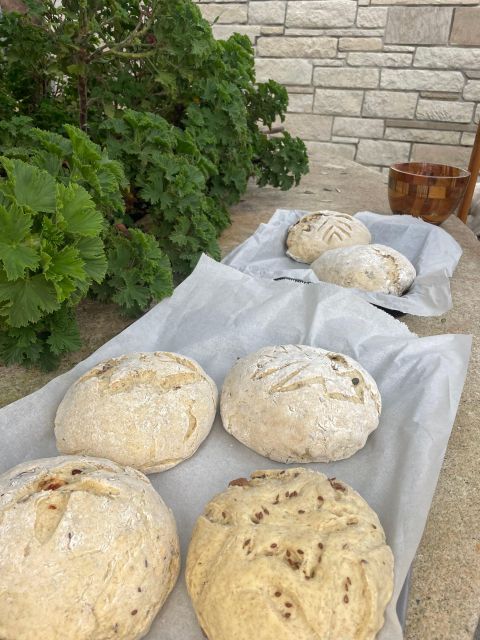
[221,345,381,463]
[186,467,394,640]
[55,352,218,473]
[0,455,180,640]
[286,211,372,264]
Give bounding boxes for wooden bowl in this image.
[388,162,470,225]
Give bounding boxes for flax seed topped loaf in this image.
[0,455,180,640]
[286,211,372,263]
[186,468,394,640]
[221,345,381,463]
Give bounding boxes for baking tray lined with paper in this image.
[223,209,462,317]
[0,256,471,640]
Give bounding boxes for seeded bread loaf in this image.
[55,352,218,473]
[186,467,394,640]
[286,211,371,263]
[0,455,180,640]
[311,244,416,296]
[221,345,381,463]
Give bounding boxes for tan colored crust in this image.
[55,352,218,473]
[311,244,416,296]
[286,211,372,263]
[186,468,394,640]
[221,345,381,463]
[0,455,180,640]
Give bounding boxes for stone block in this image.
[466,70,480,79]
[476,106,480,124]
[450,7,480,46]
[363,91,418,119]
[385,118,476,132]
[198,3,248,23]
[313,89,364,116]
[313,67,379,89]
[411,143,472,167]
[287,93,314,112]
[384,127,460,144]
[306,141,357,161]
[283,113,333,140]
[257,36,337,58]
[212,24,261,42]
[383,44,415,52]
[461,132,476,146]
[333,116,385,138]
[414,47,480,70]
[347,52,413,67]
[331,136,359,144]
[416,99,474,123]
[249,1,286,25]
[464,81,480,101]
[356,7,388,28]
[286,85,314,94]
[371,0,478,4]
[420,92,461,100]
[261,26,285,34]
[381,69,464,92]
[285,28,383,37]
[339,38,383,51]
[286,1,357,29]
[385,7,452,44]
[356,139,410,165]
[255,58,312,84]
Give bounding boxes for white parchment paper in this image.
[223,210,462,316]
[0,256,471,640]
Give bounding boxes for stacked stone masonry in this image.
[195,0,480,172]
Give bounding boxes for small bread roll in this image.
[286,211,371,263]
[0,455,180,640]
[221,345,381,463]
[186,467,394,640]
[311,243,416,296]
[55,352,218,474]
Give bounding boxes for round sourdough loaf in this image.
[0,455,180,640]
[220,345,381,463]
[186,467,394,640]
[55,352,218,474]
[286,211,371,263]
[311,243,416,296]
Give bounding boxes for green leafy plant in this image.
[0,122,174,366]
[0,0,309,368]
[0,0,308,212]
[0,156,106,368]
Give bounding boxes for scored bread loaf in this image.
[0,455,180,640]
[311,243,416,296]
[186,467,394,640]
[286,211,371,263]
[55,352,218,474]
[220,344,381,463]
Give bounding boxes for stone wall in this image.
[195,0,480,172]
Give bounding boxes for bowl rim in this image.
[389,161,471,179]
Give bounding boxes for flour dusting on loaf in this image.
[55,352,218,474]
[311,243,416,296]
[286,211,371,263]
[186,467,394,640]
[221,345,381,463]
[0,455,180,640]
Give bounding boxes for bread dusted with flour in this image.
[186,467,394,640]
[0,455,180,640]
[55,352,218,473]
[311,244,416,296]
[221,345,381,463]
[286,211,371,263]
